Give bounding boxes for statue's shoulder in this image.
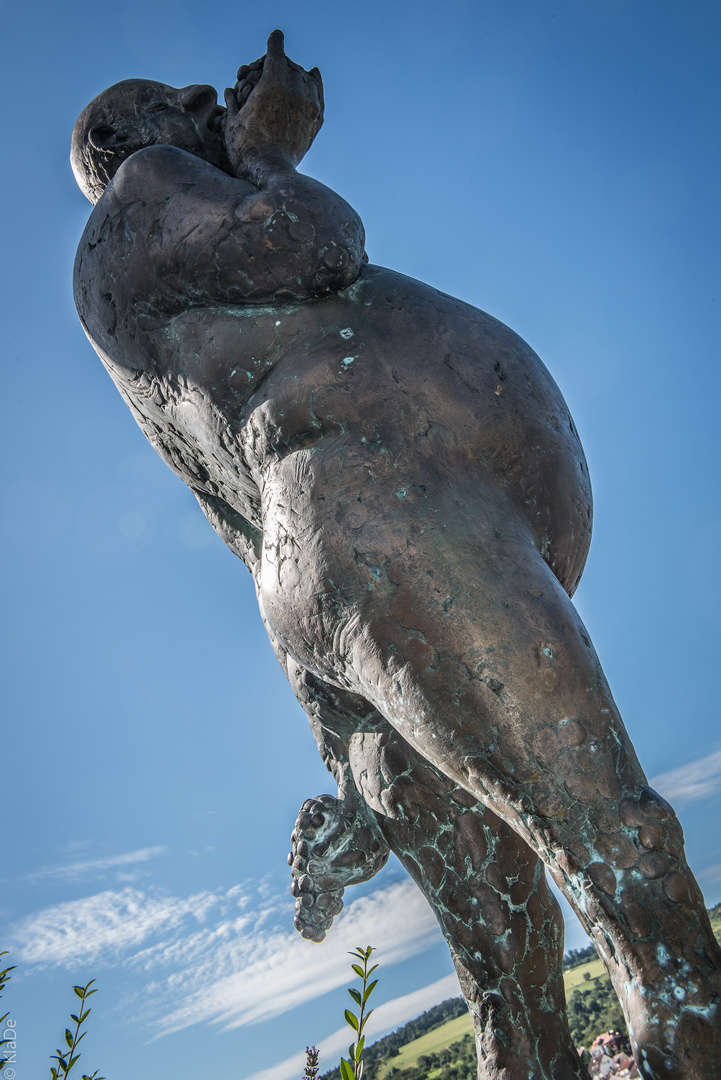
[74,148,205,326]
[74,155,156,275]
[112,144,217,200]
[77,146,219,254]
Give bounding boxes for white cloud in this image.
[650,747,721,806]
[150,878,443,1038]
[244,973,462,1080]
[9,886,220,967]
[8,876,444,1043]
[25,846,166,881]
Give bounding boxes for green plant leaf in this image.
[65,1029,74,1048]
[351,964,364,979]
[344,1009,359,1031]
[356,1035,365,1058]
[340,1057,354,1080]
[362,980,377,1004]
[366,964,379,978]
[347,988,362,1006]
[358,1008,373,1032]
[73,987,84,999]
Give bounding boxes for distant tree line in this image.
[566,978,628,1052]
[386,1033,477,1080]
[321,997,468,1080]
[321,904,721,1080]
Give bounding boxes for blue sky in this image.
[1,1,720,1078]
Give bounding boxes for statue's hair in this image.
[71,81,155,204]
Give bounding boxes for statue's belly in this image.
[160,265,593,594]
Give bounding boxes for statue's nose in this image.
[179,84,217,112]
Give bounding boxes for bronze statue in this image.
[71,32,720,1080]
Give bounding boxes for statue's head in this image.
[71,79,230,203]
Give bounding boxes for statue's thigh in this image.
[260,466,645,838]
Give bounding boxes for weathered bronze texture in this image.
[72,31,720,1080]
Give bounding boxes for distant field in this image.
[366,906,721,1079]
[375,959,609,1076]
[563,957,606,990]
[376,1014,473,1078]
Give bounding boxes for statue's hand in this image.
[223,29,324,180]
[288,792,390,942]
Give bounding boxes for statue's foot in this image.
[622,964,721,1080]
[628,1000,721,1080]
[288,793,390,942]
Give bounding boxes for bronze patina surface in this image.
[72,32,721,1080]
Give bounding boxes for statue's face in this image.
[93,79,229,167]
[73,79,232,201]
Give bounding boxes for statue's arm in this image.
[108,33,365,309]
[122,147,364,307]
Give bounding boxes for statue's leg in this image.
[349,724,584,1080]
[282,661,582,1080]
[260,473,721,1080]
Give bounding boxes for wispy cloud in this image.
[10,885,222,967]
[25,846,166,881]
[650,747,721,806]
[244,973,461,1080]
[147,878,443,1038]
[8,876,444,1042]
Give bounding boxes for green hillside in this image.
[709,902,721,939]
[375,1015,474,1080]
[322,903,721,1080]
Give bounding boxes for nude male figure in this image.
[72,32,720,1080]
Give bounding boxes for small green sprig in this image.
[340,946,378,1080]
[0,952,17,1071]
[50,981,105,1080]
